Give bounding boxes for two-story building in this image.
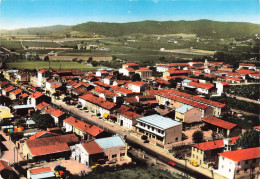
[135,114,182,146]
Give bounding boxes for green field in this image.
[0,40,23,50]
[23,41,61,47]
[6,61,102,72]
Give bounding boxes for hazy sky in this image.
[1,0,259,29]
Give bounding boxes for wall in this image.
[164,124,182,144]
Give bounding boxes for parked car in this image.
[190,160,199,167]
[91,163,100,169]
[168,160,176,167]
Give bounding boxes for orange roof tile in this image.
[26,134,78,156]
[82,141,103,155]
[125,67,135,72]
[29,167,52,175]
[64,116,104,136]
[193,136,239,151]
[29,130,58,140]
[218,147,260,162]
[3,85,15,92]
[30,91,44,99]
[124,63,139,66]
[0,160,13,172]
[110,86,133,94]
[35,102,49,110]
[124,96,138,103]
[10,88,22,95]
[80,94,116,109]
[137,67,151,72]
[167,70,190,74]
[202,116,237,130]
[188,81,214,90]
[51,83,61,89]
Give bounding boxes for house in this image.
[35,102,49,111]
[63,116,110,141]
[22,133,79,160]
[110,86,133,97]
[126,81,147,93]
[175,104,202,123]
[9,88,22,100]
[95,70,109,78]
[27,167,55,179]
[119,63,139,76]
[45,79,62,93]
[135,114,182,146]
[19,93,29,104]
[0,160,18,179]
[2,85,15,96]
[156,64,169,73]
[216,82,229,94]
[214,147,260,179]
[27,91,51,107]
[78,94,116,117]
[191,137,239,167]
[136,67,152,81]
[202,116,241,137]
[238,63,256,70]
[116,105,140,129]
[44,107,66,126]
[72,135,128,166]
[187,81,214,94]
[163,70,190,78]
[13,104,34,116]
[37,69,51,88]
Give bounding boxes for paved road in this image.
[53,99,223,179]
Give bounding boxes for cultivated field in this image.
[0,40,23,50]
[6,61,102,71]
[164,48,215,55]
[22,41,61,48]
[39,55,112,61]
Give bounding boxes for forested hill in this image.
[72,20,260,38]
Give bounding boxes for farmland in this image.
[0,40,23,50]
[22,41,61,48]
[5,61,102,72]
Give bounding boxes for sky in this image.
[0,0,259,29]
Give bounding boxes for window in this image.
[148,126,150,130]
[152,127,154,131]
[222,165,224,168]
[245,160,248,164]
[244,168,247,173]
[252,167,255,171]
[229,169,231,172]
[238,162,240,165]
[120,153,125,157]
[253,159,256,163]
[112,154,117,158]
[158,129,161,133]
[175,137,178,142]
[236,170,240,174]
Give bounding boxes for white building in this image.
[135,114,182,145]
[214,147,260,179]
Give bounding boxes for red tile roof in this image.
[82,141,103,155]
[10,88,22,95]
[124,63,139,66]
[188,81,214,90]
[64,116,104,136]
[35,102,49,110]
[110,86,133,94]
[80,94,116,110]
[239,63,255,66]
[30,91,44,99]
[125,67,135,72]
[51,83,61,89]
[155,78,170,85]
[253,126,260,130]
[72,87,89,95]
[20,93,29,98]
[221,82,229,85]
[29,167,52,175]
[167,70,190,74]
[0,160,13,172]
[168,63,189,66]
[39,69,48,73]
[193,136,239,151]
[127,81,146,87]
[3,85,15,92]
[93,81,110,88]
[29,130,58,140]
[218,147,260,162]
[92,86,118,98]
[236,69,259,75]
[202,116,237,130]
[137,67,151,72]
[26,134,78,156]
[51,108,65,118]
[124,96,138,103]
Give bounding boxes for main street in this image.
[52,98,223,179]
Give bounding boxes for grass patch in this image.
[22,41,61,48]
[6,61,102,72]
[0,40,23,50]
[228,84,260,100]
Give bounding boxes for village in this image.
[0,59,259,179]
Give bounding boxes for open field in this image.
[0,40,23,50]
[164,48,215,55]
[6,61,102,71]
[2,34,38,39]
[22,41,61,48]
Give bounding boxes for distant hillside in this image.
[72,20,260,38]
[1,25,71,35]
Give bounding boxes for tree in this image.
[87,57,93,63]
[91,61,98,67]
[192,130,204,143]
[43,56,49,61]
[236,130,259,149]
[32,112,55,129]
[131,73,141,81]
